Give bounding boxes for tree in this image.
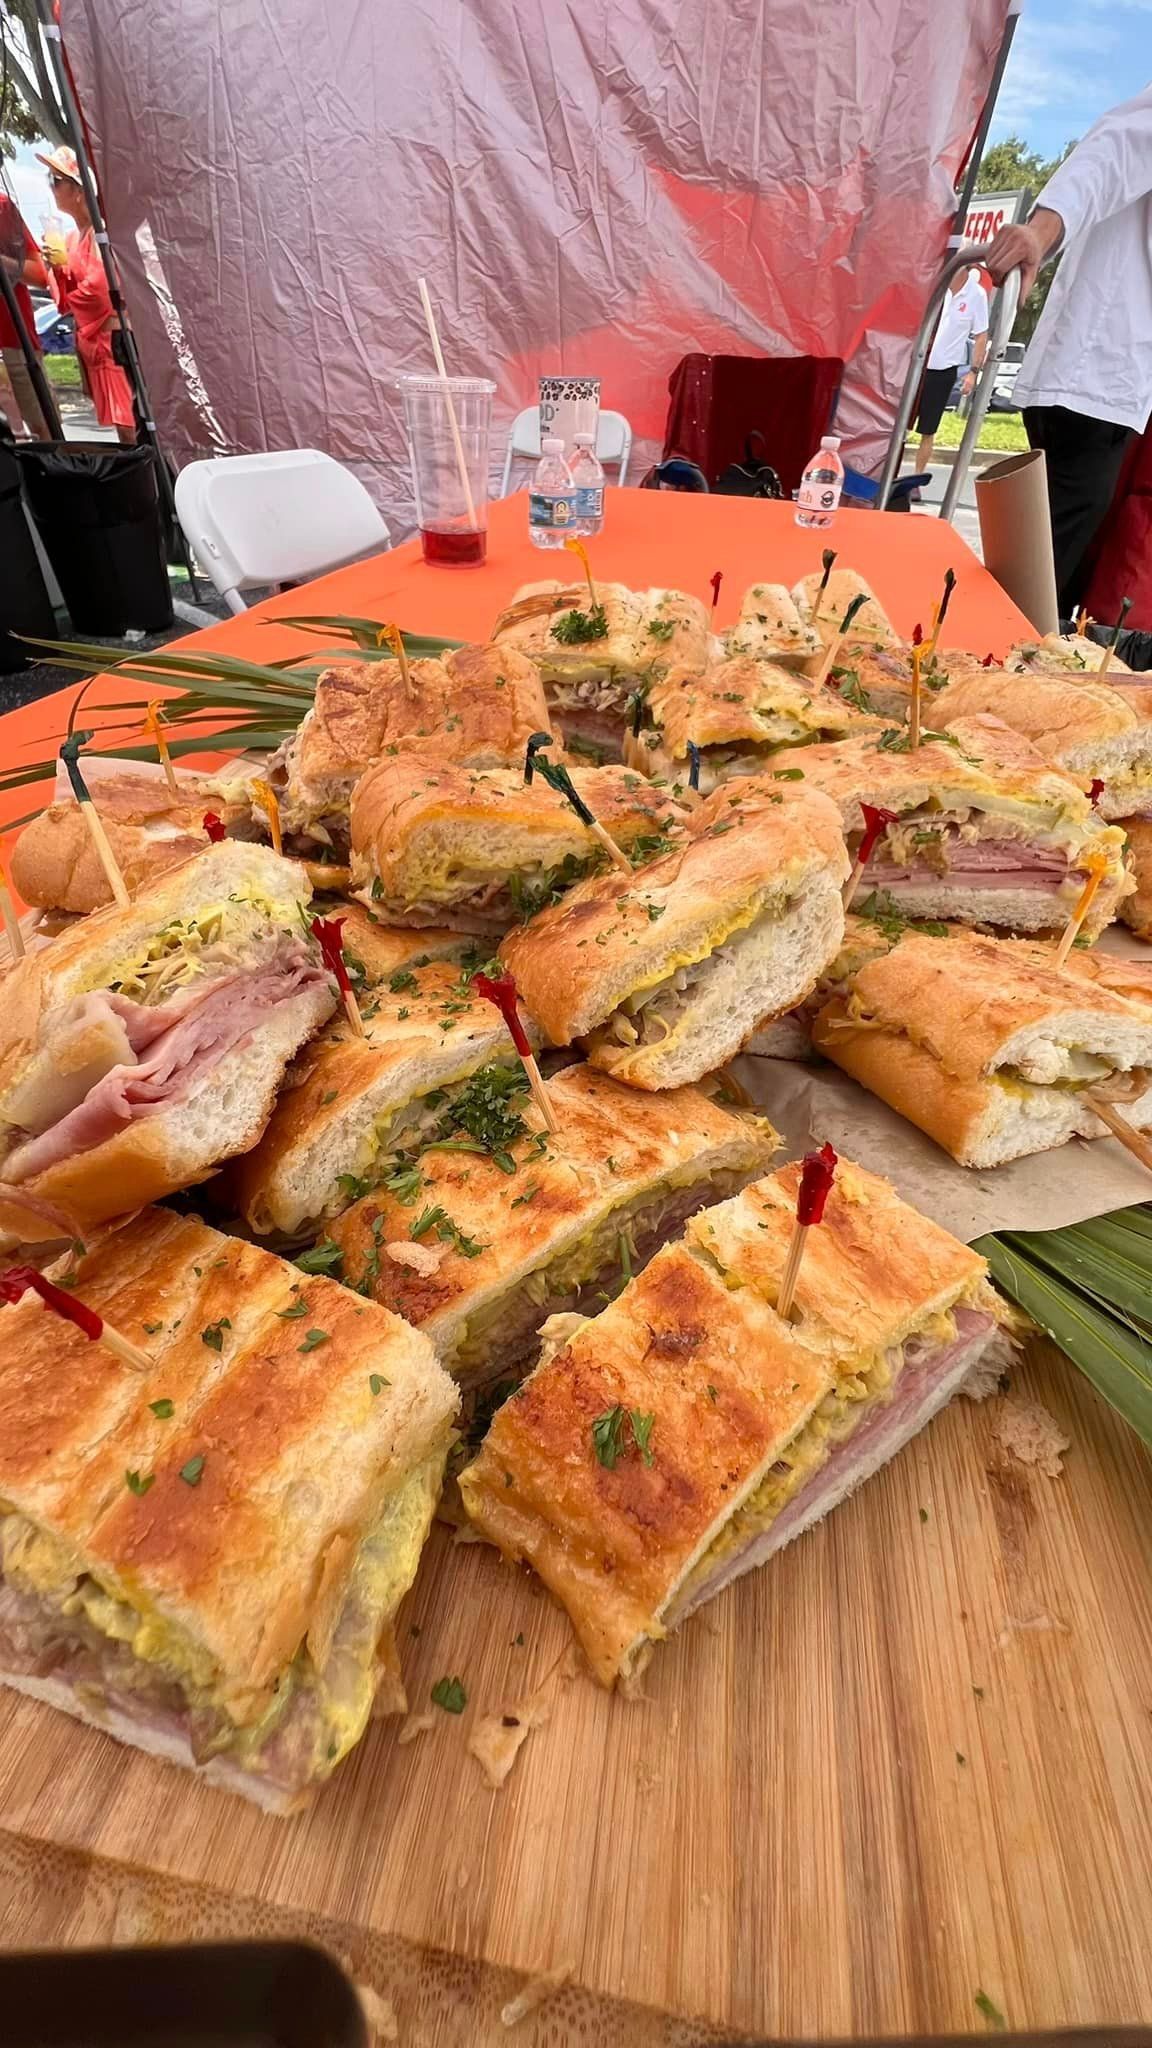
[0,0,68,160]
[975,133,1077,345]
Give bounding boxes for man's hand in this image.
[983,208,1065,299]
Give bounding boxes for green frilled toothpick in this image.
[60,731,130,907]
[524,733,631,871]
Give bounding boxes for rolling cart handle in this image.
[874,250,1022,523]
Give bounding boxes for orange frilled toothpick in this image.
[251,778,282,856]
[1053,848,1111,970]
[563,535,597,610]
[146,699,179,799]
[0,1265,152,1371]
[378,622,416,700]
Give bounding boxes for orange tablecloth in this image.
[0,489,1030,843]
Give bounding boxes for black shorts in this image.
[916,365,958,437]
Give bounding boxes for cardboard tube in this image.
[975,450,1060,635]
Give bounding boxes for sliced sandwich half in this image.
[10,771,253,917]
[791,567,899,655]
[813,929,1152,1167]
[223,962,542,1239]
[0,1206,458,1810]
[625,656,881,793]
[722,583,821,666]
[349,758,687,932]
[778,713,1131,934]
[0,843,335,1239]
[271,644,558,855]
[459,1157,1008,1684]
[931,670,1152,822]
[491,582,712,758]
[1009,634,1132,675]
[326,1063,778,1385]
[499,779,849,1089]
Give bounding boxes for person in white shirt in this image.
[986,85,1152,616]
[911,267,989,475]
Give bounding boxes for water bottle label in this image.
[529,491,578,529]
[575,485,604,520]
[798,466,841,512]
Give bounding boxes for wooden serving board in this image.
[2,1334,1151,2042]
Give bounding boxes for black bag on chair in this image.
[714,432,784,499]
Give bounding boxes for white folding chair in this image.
[174,449,391,614]
[499,408,634,496]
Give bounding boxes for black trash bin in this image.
[0,440,57,671]
[18,442,174,636]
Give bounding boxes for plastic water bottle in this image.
[795,435,844,529]
[568,432,605,537]
[528,438,578,548]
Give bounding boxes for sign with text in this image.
[963,189,1027,247]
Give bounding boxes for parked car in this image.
[989,340,1026,413]
[31,297,74,355]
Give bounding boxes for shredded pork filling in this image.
[603,909,782,1049]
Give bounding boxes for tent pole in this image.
[948,0,1025,251]
[30,0,200,598]
[0,262,63,440]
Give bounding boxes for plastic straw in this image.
[416,277,478,530]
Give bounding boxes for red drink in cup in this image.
[420,525,487,567]
[397,373,494,569]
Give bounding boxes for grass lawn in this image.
[935,408,1027,453]
[42,353,82,389]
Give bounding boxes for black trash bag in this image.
[714,431,784,499]
[0,442,57,672]
[17,442,173,636]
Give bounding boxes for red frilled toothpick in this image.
[473,972,557,1134]
[842,802,898,910]
[776,1144,837,1319]
[311,914,364,1037]
[1088,779,1106,810]
[709,570,723,613]
[0,1266,152,1372]
[202,811,227,844]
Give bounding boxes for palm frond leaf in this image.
[271,614,464,654]
[978,1218,1152,1447]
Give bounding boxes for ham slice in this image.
[6,945,327,1183]
[866,835,1074,895]
[674,1307,999,1622]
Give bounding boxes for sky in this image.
[3,0,1151,228]
[990,0,1152,159]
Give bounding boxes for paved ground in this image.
[907,458,984,558]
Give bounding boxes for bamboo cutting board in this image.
[1,1334,1151,2043]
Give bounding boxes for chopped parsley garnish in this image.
[591,1406,628,1468]
[410,1204,486,1258]
[383,1161,424,1205]
[919,1506,929,1523]
[389,968,418,994]
[618,1233,633,1286]
[299,1329,330,1352]
[877,725,964,755]
[508,852,590,922]
[772,767,805,781]
[646,901,665,921]
[710,819,735,836]
[320,1088,339,1105]
[551,603,608,645]
[370,876,384,900]
[511,1183,539,1208]
[834,668,878,715]
[706,1384,718,1402]
[426,1063,529,1167]
[431,1675,467,1714]
[149,1398,175,1419]
[974,1992,1006,2032]
[125,1468,154,1496]
[854,889,949,943]
[630,1410,655,1466]
[647,617,676,642]
[296,1238,344,1277]
[628,830,675,866]
[369,1372,389,1396]
[276,1298,309,1320]
[336,1172,371,1203]
[142,1321,163,1335]
[200,1317,230,1352]
[179,1454,205,1487]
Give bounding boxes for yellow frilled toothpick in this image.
[563,535,597,609]
[146,699,179,799]
[1053,849,1110,969]
[251,778,283,856]
[377,621,415,699]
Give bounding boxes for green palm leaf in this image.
[272,614,464,653]
[978,1225,1152,1446]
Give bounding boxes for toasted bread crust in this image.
[646,657,879,756]
[10,780,236,915]
[499,779,849,1044]
[0,1207,456,1702]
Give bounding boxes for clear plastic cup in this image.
[396,374,495,566]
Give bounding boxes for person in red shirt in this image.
[0,191,51,440]
[37,145,135,443]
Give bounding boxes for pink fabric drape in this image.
[60,0,1010,527]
